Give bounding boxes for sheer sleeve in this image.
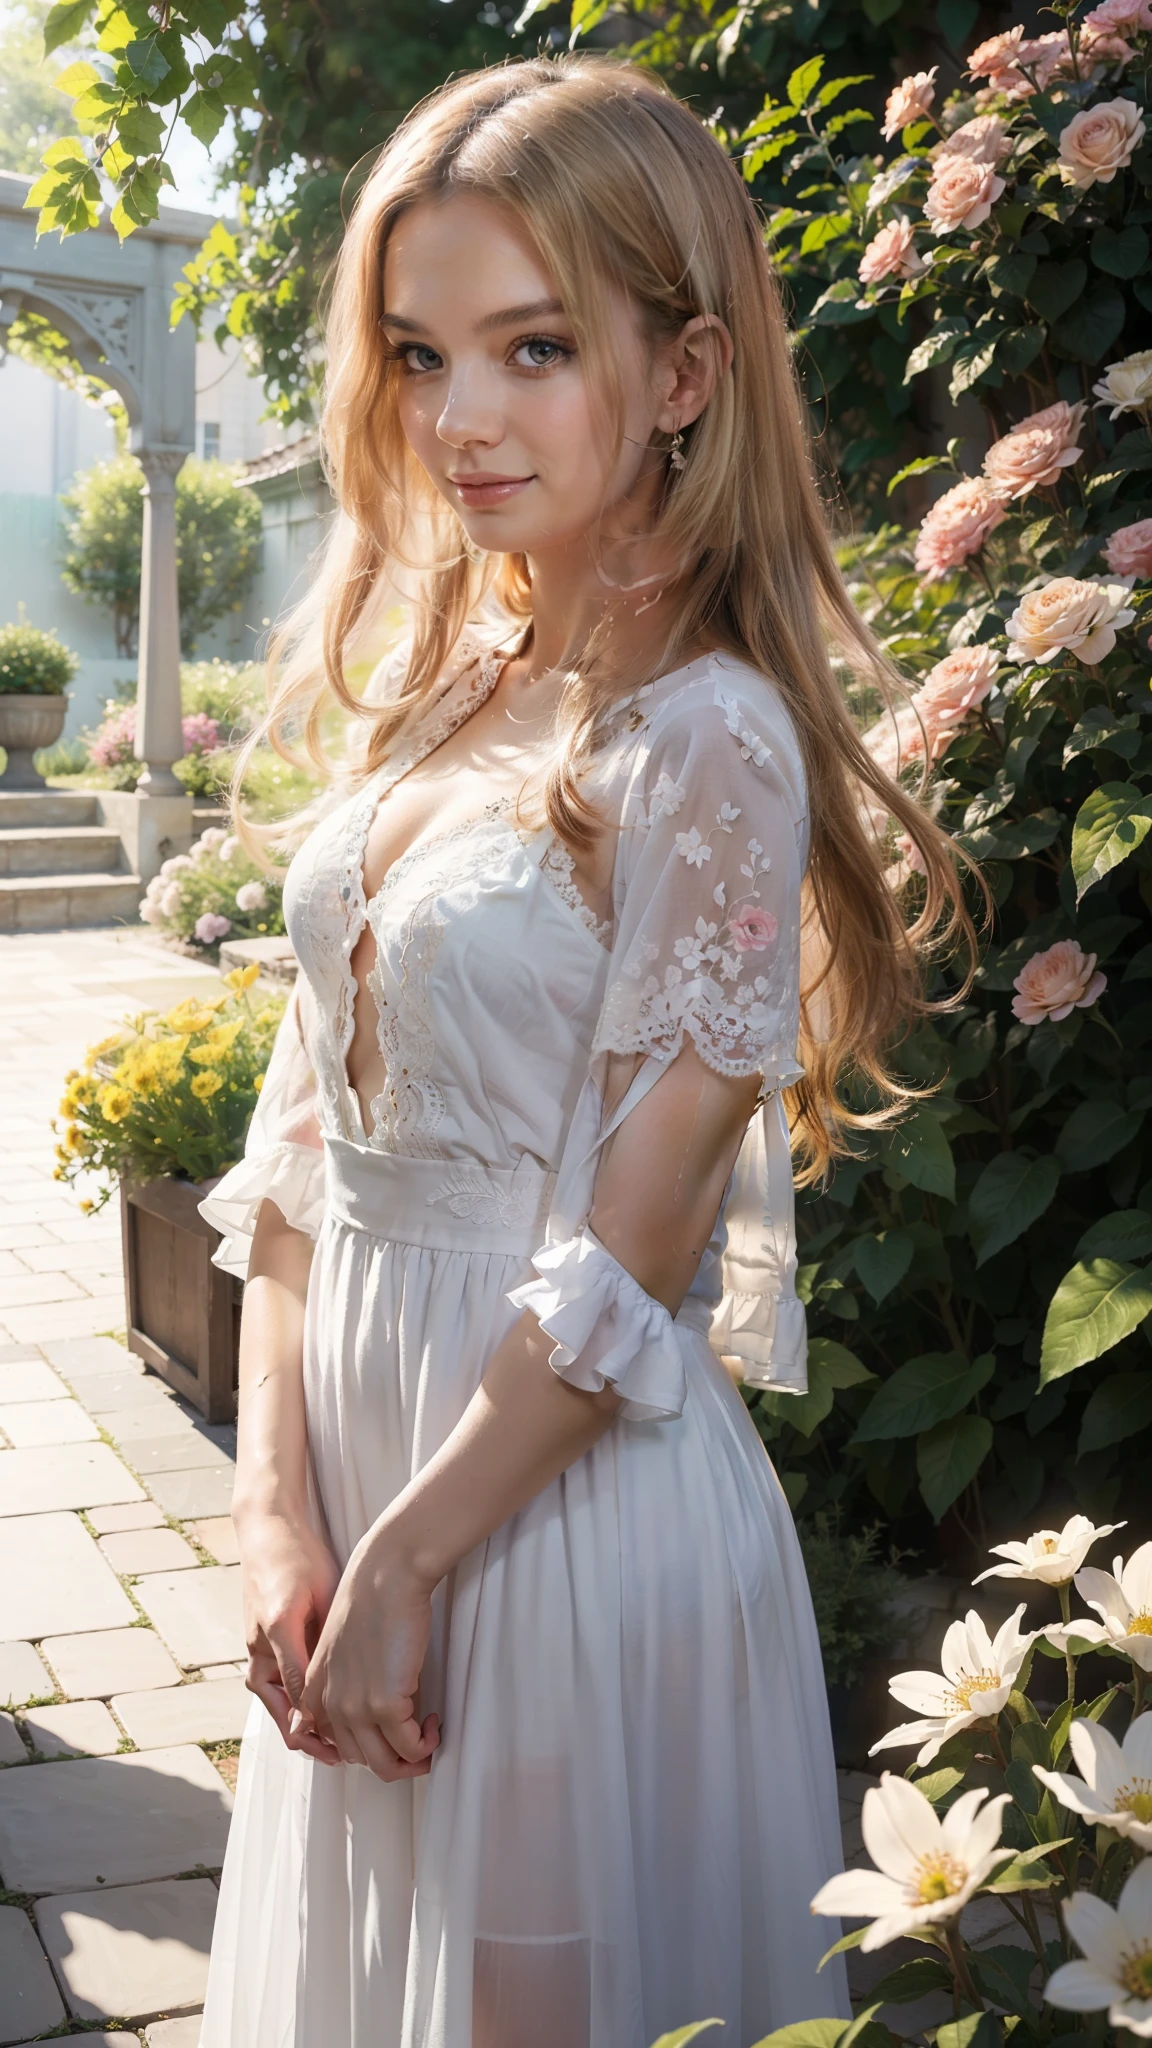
[198,979,326,1279]
[510,672,810,1419]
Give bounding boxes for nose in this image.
[434,364,503,452]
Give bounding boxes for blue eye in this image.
[512,336,573,371]
[404,345,443,374]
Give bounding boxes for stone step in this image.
[0,790,100,828]
[0,872,143,931]
[0,827,125,877]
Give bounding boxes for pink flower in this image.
[913,478,1006,582]
[1059,99,1145,188]
[729,905,779,952]
[924,156,1005,235]
[935,115,1011,167]
[1005,576,1137,664]
[182,712,221,754]
[1078,23,1137,65]
[862,700,928,778]
[194,912,232,945]
[1084,0,1152,30]
[883,69,938,140]
[894,832,928,876]
[1012,940,1107,1026]
[859,218,925,286]
[968,26,1028,81]
[982,401,1085,501]
[911,646,1001,758]
[1104,518,1152,579]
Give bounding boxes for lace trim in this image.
[538,836,612,949]
[426,1164,551,1230]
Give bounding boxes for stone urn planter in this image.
[120,1176,242,1423]
[0,693,68,789]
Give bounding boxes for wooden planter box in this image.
[120,1177,242,1423]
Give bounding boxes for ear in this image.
[655,314,734,432]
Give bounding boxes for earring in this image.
[669,424,687,471]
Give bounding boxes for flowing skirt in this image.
[199,1144,849,2048]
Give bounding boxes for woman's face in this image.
[381,193,668,558]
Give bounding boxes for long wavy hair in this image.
[236,52,978,1178]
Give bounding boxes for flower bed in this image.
[139,826,285,955]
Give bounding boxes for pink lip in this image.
[449,473,534,506]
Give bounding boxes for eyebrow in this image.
[380,297,567,336]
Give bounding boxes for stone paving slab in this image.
[124,1433,238,1476]
[36,1877,217,2022]
[0,1512,136,1641]
[188,1518,239,1566]
[113,1679,250,1750]
[85,1376,181,1416]
[40,1336,138,1376]
[0,1358,69,1403]
[0,1900,67,2045]
[0,1398,100,1446]
[21,1699,121,1758]
[100,1528,199,1576]
[40,1628,182,1701]
[147,2019,204,2046]
[146,1467,235,1520]
[0,1273,87,1309]
[10,2036,135,2048]
[0,1443,145,1516]
[0,1744,233,1891]
[102,1400,207,1444]
[88,1500,165,1534]
[0,1295,126,1345]
[0,1712,26,1765]
[135,1568,244,1669]
[0,1642,52,1711]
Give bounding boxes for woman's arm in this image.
[300,1044,761,1779]
[233,1197,341,1763]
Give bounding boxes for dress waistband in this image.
[324,1138,555,1255]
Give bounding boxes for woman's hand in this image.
[236,1508,342,1765]
[300,1530,441,1782]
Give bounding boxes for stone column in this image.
[135,447,187,797]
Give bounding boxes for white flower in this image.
[218,834,240,863]
[160,884,183,918]
[198,826,226,850]
[1046,1858,1152,2036]
[1076,1542,1152,1671]
[974,1515,1125,1589]
[810,1773,1013,1951]
[712,881,727,908]
[1094,348,1152,420]
[870,1605,1032,1767]
[236,879,267,913]
[1035,1714,1152,1851]
[675,828,712,869]
[717,801,742,830]
[648,772,686,822]
[159,855,192,878]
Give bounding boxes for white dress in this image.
[198,628,850,2048]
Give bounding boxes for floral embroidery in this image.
[721,690,773,768]
[730,905,779,952]
[647,771,686,822]
[675,827,712,868]
[426,1164,552,1231]
[539,837,613,948]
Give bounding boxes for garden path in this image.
[0,924,1025,2044]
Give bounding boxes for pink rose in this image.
[1084,0,1152,30]
[1006,576,1137,664]
[913,478,1006,582]
[911,646,1001,758]
[935,115,1011,167]
[968,26,1028,81]
[859,217,925,286]
[862,699,928,778]
[1103,518,1152,579]
[1058,99,1145,188]
[982,401,1085,501]
[1078,23,1136,65]
[1012,940,1107,1026]
[729,905,779,952]
[194,911,232,945]
[924,155,1006,235]
[883,69,938,141]
[894,832,928,876]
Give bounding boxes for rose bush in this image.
[139,825,286,957]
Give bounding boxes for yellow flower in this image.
[224,962,261,993]
[86,1032,123,1062]
[189,1020,243,1065]
[190,1070,224,1100]
[64,1123,86,1155]
[53,1165,65,1181]
[165,1000,217,1033]
[79,1197,94,1213]
[99,1085,132,1123]
[149,1039,187,1082]
[254,1072,265,1094]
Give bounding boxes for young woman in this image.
[198,53,966,2048]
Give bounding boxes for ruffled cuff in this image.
[710,1289,808,1395]
[199,1142,327,1280]
[508,1230,686,1422]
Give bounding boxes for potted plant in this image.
[0,617,79,789]
[54,964,285,1421]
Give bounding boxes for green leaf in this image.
[759,1339,873,1437]
[787,56,825,107]
[971,1945,1040,2019]
[815,74,872,109]
[880,1110,955,1201]
[810,281,873,326]
[911,1765,966,1804]
[1072,783,1152,902]
[996,325,1047,378]
[937,2010,1000,2048]
[1078,1371,1152,1455]
[181,88,226,148]
[986,1839,1071,1890]
[1040,1259,1152,1383]
[853,1352,993,1444]
[904,317,968,383]
[818,1927,868,1968]
[950,337,999,401]
[854,1230,914,1303]
[863,1957,952,2006]
[43,0,96,54]
[651,2029,725,2048]
[937,0,978,47]
[1051,284,1126,364]
[750,2025,846,2048]
[1056,1099,1144,1174]
[52,56,100,97]
[886,455,953,498]
[1027,260,1087,323]
[799,212,852,255]
[115,103,165,157]
[917,1413,993,1520]
[983,251,1037,299]
[1091,224,1149,279]
[1077,1211,1152,1262]
[959,811,1061,862]
[1064,708,1141,764]
[968,1152,1060,1266]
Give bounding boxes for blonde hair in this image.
[238,52,978,1178]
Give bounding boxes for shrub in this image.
[139,825,286,954]
[733,13,1152,1575]
[0,617,78,695]
[86,701,226,795]
[54,965,285,1201]
[797,1513,908,1689]
[60,454,263,656]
